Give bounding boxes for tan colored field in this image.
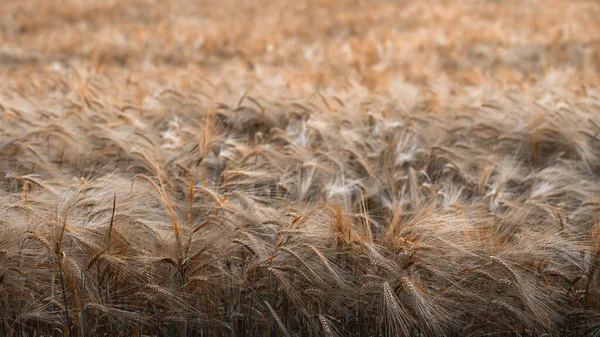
[1,0,600,336]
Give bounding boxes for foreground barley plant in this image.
[0,0,600,336]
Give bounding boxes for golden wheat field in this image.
[1,0,600,336]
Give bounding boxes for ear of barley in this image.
[318,314,334,337]
[263,300,290,337]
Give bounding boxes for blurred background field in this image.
[1,0,598,95]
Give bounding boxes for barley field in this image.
[1,0,600,336]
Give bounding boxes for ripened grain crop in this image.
[1,0,600,336]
